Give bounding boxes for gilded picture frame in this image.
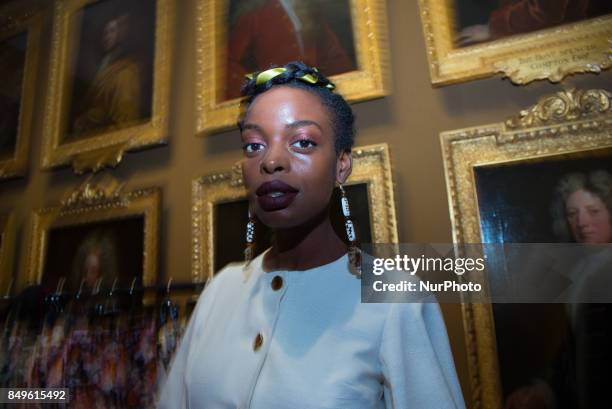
[195,0,390,134]
[441,89,612,408]
[25,182,161,295]
[0,213,16,297]
[191,143,398,282]
[418,0,612,86]
[41,0,174,173]
[0,5,41,180]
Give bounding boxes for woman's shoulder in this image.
[202,260,251,294]
[183,261,252,333]
[381,300,445,330]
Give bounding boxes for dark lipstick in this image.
[256,180,299,211]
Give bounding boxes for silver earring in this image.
[244,208,256,265]
[338,183,361,277]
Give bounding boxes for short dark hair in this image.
[238,61,355,154]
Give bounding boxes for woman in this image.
[158,62,465,408]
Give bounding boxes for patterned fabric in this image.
[0,289,183,408]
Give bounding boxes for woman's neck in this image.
[263,210,347,272]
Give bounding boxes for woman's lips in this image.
[256,180,298,211]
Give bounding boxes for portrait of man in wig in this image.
[70,230,118,293]
[71,12,142,137]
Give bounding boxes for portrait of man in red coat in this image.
[454,0,612,47]
[224,0,357,100]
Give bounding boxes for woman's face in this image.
[565,189,612,243]
[240,86,351,229]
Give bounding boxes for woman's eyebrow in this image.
[240,123,265,134]
[240,120,323,134]
[286,120,323,132]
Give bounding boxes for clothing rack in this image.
[0,286,188,409]
[0,280,206,303]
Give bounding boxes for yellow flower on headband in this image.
[245,67,335,90]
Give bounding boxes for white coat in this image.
[158,249,466,409]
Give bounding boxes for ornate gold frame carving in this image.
[41,0,174,173]
[191,143,398,282]
[418,0,612,86]
[25,182,161,290]
[194,0,390,134]
[0,6,41,180]
[0,213,16,296]
[441,89,612,409]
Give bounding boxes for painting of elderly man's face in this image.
[566,189,612,243]
[474,151,612,243]
[65,0,156,141]
[42,216,144,293]
[454,0,612,47]
[82,249,103,288]
[0,32,27,159]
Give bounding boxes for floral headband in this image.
[245,67,335,90]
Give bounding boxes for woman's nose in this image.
[261,143,289,174]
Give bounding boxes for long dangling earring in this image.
[244,208,256,266]
[339,183,362,277]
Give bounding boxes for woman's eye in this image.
[243,143,264,153]
[291,139,317,149]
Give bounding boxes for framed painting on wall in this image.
[191,143,398,282]
[0,213,16,297]
[441,89,612,409]
[418,0,612,85]
[41,0,174,173]
[195,0,390,134]
[0,5,41,179]
[25,183,161,297]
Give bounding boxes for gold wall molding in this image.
[0,213,16,296]
[419,0,611,86]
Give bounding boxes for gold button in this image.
[271,275,283,291]
[253,333,264,351]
